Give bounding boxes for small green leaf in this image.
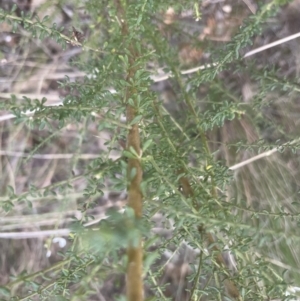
[142,139,153,152]
[62,269,69,276]
[10,4,17,13]
[129,167,137,180]
[42,15,50,22]
[0,286,10,297]
[123,150,137,159]
[129,115,143,125]
[129,146,139,157]
[128,98,135,106]
[39,120,46,130]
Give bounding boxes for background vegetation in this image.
[1,0,300,300]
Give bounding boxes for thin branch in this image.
[0,150,99,159]
[115,1,144,300]
[243,31,300,58]
[0,209,125,239]
[0,228,70,239]
[242,0,257,14]
[229,138,300,171]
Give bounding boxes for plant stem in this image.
[114,1,144,300]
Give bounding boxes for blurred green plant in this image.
[0,0,300,301]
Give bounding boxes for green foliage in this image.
[1,0,300,300]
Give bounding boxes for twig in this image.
[0,228,70,239]
[242,0,257,14]
[229,138,300,170]
[243,31,300,58]
[0,150,99,159]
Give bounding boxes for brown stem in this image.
[126,104,143,301]
[114,1,144,300]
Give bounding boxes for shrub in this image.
[0,1,299,300]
